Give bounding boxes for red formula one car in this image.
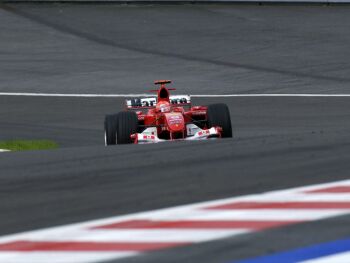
[104,80,232,145]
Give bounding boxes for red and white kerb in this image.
[0,180,350,263]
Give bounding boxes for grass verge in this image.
[0,140,58,151]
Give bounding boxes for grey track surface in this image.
[1,3,350,263]
[1,4,350,94]
[2,96,350,263]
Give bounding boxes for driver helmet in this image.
[156,102,171,113]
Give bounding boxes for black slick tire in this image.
[207,103,232,138]
[104,114,119,145]
[116,111,138,144]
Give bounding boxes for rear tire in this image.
[116,111,138,144]
[104,114,118,145]
[207,103,232,138]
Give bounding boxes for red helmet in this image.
[156,101,171,113]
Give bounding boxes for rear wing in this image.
[125,95,191,110]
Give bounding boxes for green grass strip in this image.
[0,140,58,151]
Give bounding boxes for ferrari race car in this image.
[104,80,232,145]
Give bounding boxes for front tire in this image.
[207,103,232,138]
[116,111,138,144]
[104,114,119,145]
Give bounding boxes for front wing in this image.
[131,124,222,144]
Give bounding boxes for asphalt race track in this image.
[1,3,350,263]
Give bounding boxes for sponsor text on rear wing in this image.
[125,95,191,109]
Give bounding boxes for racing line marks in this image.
[0,179,350,262]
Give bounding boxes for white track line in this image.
[193,94,350,97]
[137,209,347,221]
[0,93,150,98]
[0,252,136,263]
[0,149,9,152]
[1,92,350,98]
[302,251,350,263]
[23,229,248,243]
